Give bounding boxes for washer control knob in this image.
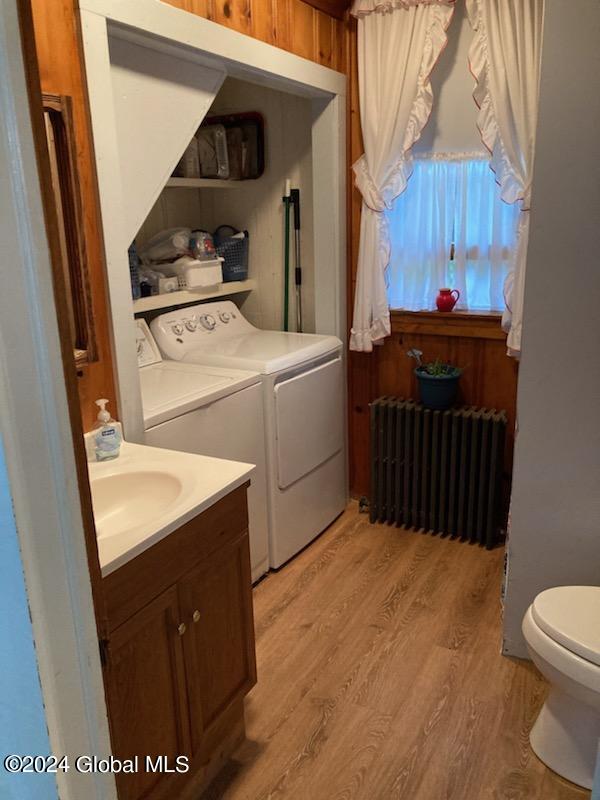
[199,314,216,331]
[184,317,197,332]
[171,322,184,336]
[219,311,231,324]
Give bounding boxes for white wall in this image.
[199,78,315,332]
[136,76,315,333]
[0,442,57,800]
[414,1,481,155]
[502,0,600,656]
[137,187,204,245]
[108,35,224,246]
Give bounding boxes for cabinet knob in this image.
[177,622,187,636]
[192,610,201,623]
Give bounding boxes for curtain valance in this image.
[351,0,454,20]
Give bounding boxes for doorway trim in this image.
[0,2,116,798]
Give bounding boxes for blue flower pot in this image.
[414,367,461,410]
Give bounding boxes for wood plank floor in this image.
[202,503,590,800]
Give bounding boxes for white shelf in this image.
[166,177,251,189]
[133,279,256,314]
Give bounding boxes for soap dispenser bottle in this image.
[93,399,122,461]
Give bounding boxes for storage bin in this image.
[203,112,265,179]
[171,256,223,290]
[197,125,229,179]
[213,226,249,283]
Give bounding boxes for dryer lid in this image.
[532,586,600,667]
[180,331,341,374]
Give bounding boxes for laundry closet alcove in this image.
[79,0,347,442]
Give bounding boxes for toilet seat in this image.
[532,586,600,667]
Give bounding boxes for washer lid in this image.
[140,361,260,428]
[532,586,600,667]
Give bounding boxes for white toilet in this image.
[522,585,600,790]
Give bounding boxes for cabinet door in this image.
[178,533,257,755]
[106,585,191,800]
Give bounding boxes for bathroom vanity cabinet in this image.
[102,483,256,800]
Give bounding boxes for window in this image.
[386,156,520,312]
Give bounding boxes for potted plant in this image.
[407,349,462,410]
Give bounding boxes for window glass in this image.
[386,157,520,311]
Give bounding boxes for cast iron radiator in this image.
[369,398,507,548]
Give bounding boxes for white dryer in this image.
[135,319,269,581]
[150,301,347,568]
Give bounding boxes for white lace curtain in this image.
[466,0,544,356]
[350,0,544,356]
[349,0,455,352]
[387,155,521,311]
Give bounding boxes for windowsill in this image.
[391,308,506,340]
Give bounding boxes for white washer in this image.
[150,301,347,568]
[135,319,269,581]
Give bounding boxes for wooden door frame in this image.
[0,2,116,798]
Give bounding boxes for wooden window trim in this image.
[391,309,506,341]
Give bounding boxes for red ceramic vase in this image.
[436,287,460,312]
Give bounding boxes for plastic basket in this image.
[213,225,249,283]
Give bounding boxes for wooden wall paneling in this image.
[366,318,518,511]
[212,0,252,35]
[349,321,518,501]
[251,0,277,46]
[376,326,517,411]
[347,14,361,289]
[333,16,346,72]
[348,353,374,500]
[290,0,317,60]
[316,10,333,68]
[174,0,216,22]
[161,0,349,68]
[30,0,117,432]
[272,0,292,51]
[346,14,373,498]
[198,0,217,20]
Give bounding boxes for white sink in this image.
[91,470,184,540]
[87,441,255,576]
